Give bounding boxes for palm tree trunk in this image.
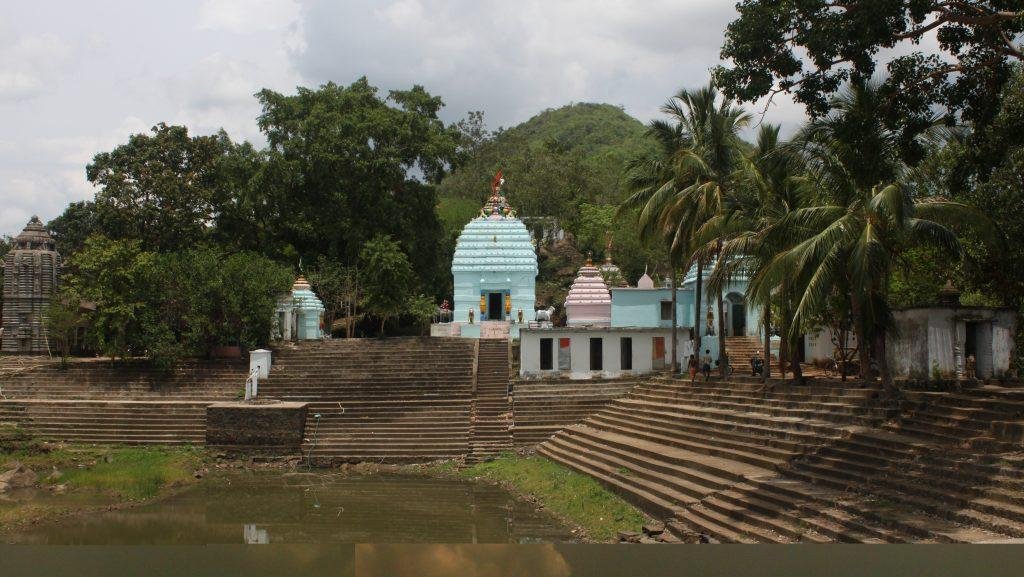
[762,303,771,382]
[717,291,727,376]
[693,258,704,368]
[778,282,790,380]
[790,333,803,381]
[850,291,871,383]
[670,255,679,374]
[875,331,895,396]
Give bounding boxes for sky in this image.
[0,0,810,238]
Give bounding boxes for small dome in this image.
[284,275,325,312]
[565,259,611,326]
[637,272,654,289]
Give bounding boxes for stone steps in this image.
[265,338,476,463]
[467,340,512,463]
[537,376,1024,542]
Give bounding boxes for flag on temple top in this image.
[491,169,504,194]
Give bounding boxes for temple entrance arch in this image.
[726,292,746,336]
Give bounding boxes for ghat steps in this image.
[723,335,775,371]
[261,338,478,464]
[511,379,639,448]
[467,340,513,463]
[538,376,1020,543]
[0,359,245,445]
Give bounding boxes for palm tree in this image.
[671,85,752,376]
[757,82,982,393]
[702,124,811,383]
[624,83,753,377]
[622,119,692,373]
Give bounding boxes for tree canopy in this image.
[716,0,1023,158]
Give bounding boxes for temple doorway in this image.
[727,292,746,336]
[487,292,504,321]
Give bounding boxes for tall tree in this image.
[86,124,227,252]
[672,84,753,376]
[622,112,693,374]
[255,79,460,287]
[359,234,417,335]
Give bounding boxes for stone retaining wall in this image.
[206,402,308,454]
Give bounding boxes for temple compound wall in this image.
[519,326,692,379]
[1,217,61,355]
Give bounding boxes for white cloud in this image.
[197,0,302,32]
[0,32,73,102]
[291,0,749,131]
[1,0,817,238]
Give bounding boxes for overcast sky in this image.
[0,0,809,238]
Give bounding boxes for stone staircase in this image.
[0,359,245,444]
[776,385,1024,540]
[724,336,774,370]
[467,340,513,463]
[511,378,639,448]
[0,359,246,400]
[260,337,476,464]
[537,375,1020,543]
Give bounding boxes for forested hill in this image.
[437,103,656,235]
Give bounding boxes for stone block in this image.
[206,402,307,454]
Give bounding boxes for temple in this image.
[273,275,326,341]
[565,256,612,326]
[434,173,538,339]
[1,217,62,354]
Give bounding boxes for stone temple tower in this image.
[1,216,62,354]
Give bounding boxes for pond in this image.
[4,472,576,545]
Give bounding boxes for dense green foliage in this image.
[626,80,991,388]
[438,103,665,287]
[358,234,418,335]
[44,78,470,348]
[67,236,292,365]
[440,103,656,210]
[716,1,1023,160]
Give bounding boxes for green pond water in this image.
[4,472,575,545]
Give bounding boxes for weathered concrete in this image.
[206,402,308,454]
[888,307,1016,380]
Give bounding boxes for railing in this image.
[244,366,260,401]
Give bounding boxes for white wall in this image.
[519,327,691,379]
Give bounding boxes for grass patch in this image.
[1,443,204,501]
[457,454,646,542]
[52,446,203,500]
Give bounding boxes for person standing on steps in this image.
[750,350,763,376]
[687,354,698,382]
[701,349,712,381]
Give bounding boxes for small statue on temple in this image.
[468,308,475,324]
[517,308,524,324]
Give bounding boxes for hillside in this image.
[437,103,656,234]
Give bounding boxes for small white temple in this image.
[274,276,325,341]
[565,256,611,327]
